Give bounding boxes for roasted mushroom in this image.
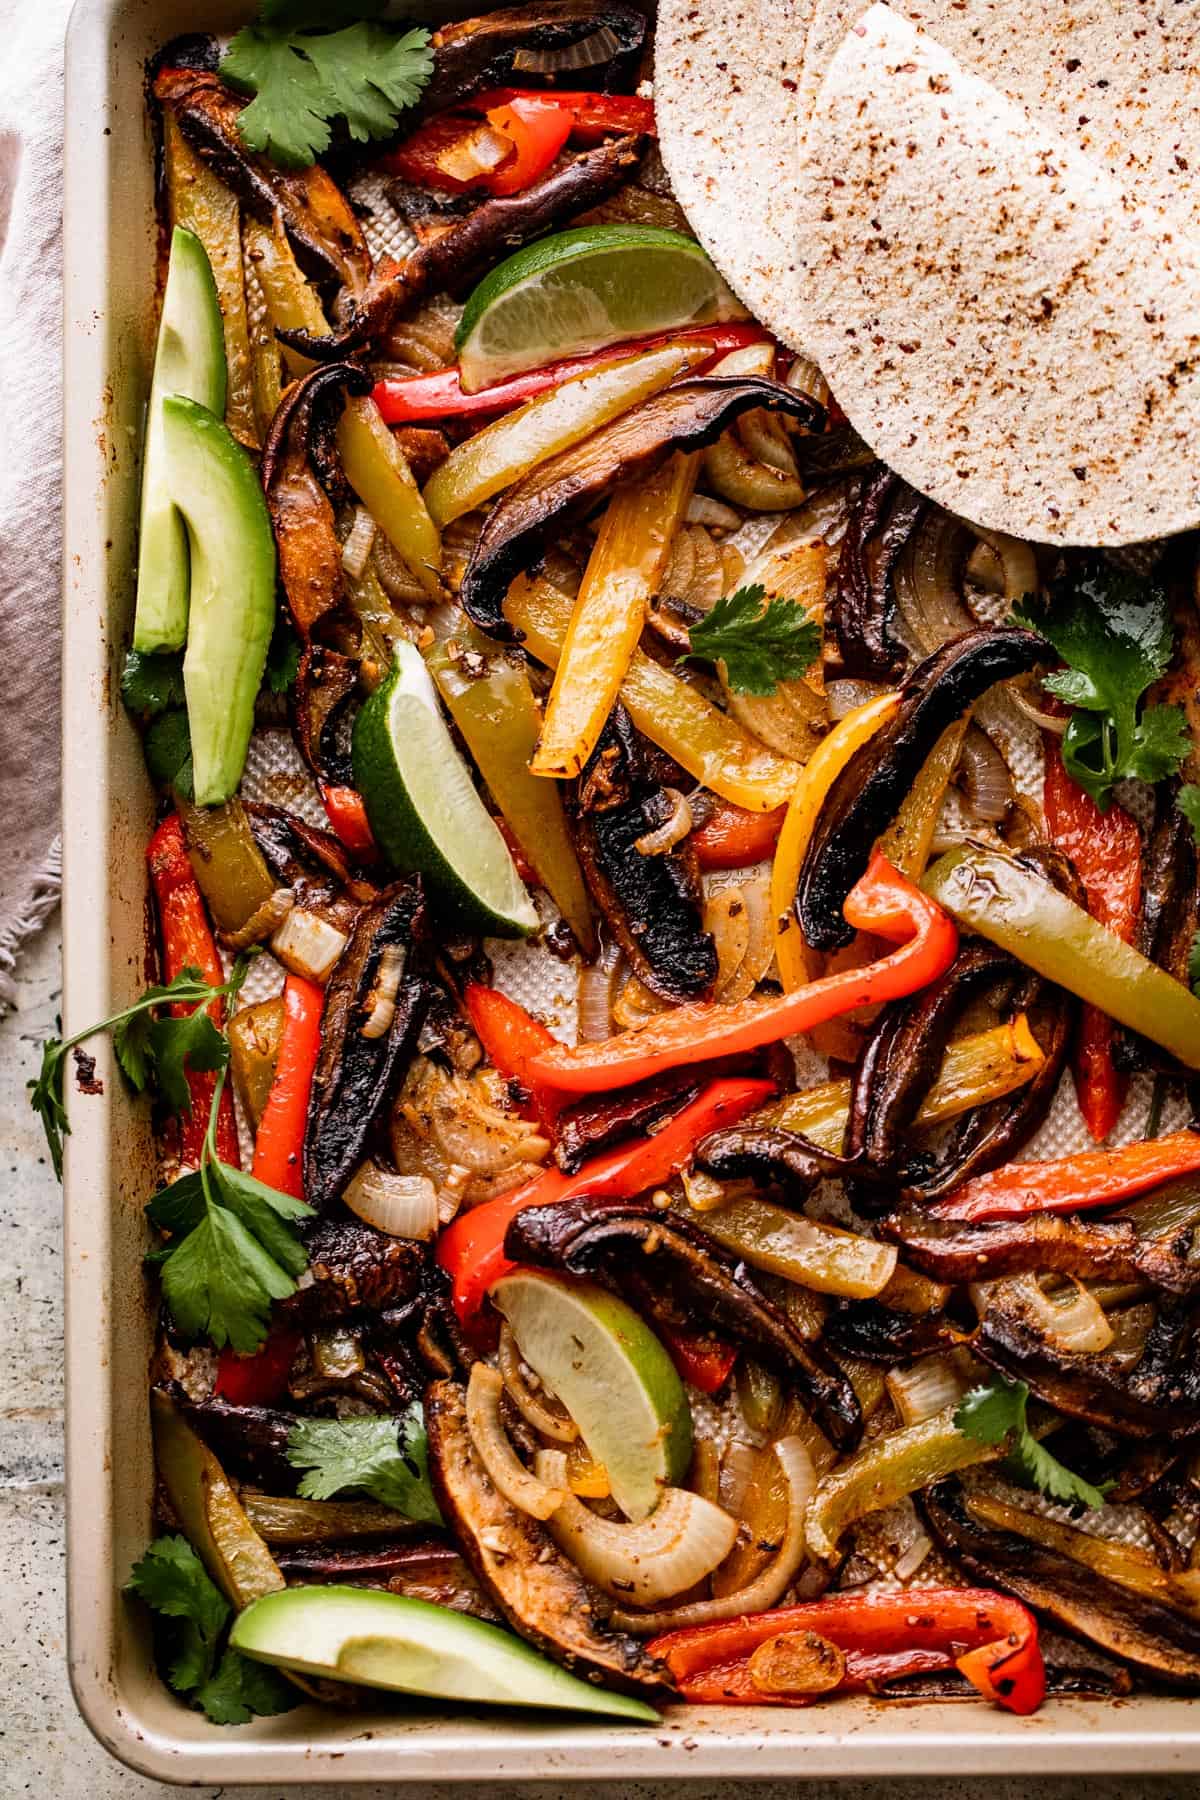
[278,1217,427,1326]
[554,1071,702,1173]
[829,467,927,681]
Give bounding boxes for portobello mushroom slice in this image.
[304,883,430,1210]
[885,1205,1200,1296]
[153,67,373,309]
[277,1216,428,1327]
[285,133,645,358]
[424,1378,675,1698]
[693,1123,845,1196]
[1114,793,1199,1074]
[796,626,1048,949]
[829,467,927,680]
[416,2,646,121]
[922,1480,1200,1688]
[504,1197,862,1449]
[168,1390,303,1492]
[273,1539,500,1620]
[462,376,825,638]
[554,1072,702,1173]
[572,707,716,1003]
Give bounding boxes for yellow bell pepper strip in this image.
[533,451,698,780]
[771,691,901,993]
[678,1189,897,1298]
[929,1129,1200,1224]
[877,716,970,883]
[923,843,1200,1070]
[336,398,443,601]
[427,638,594,954]
[525,851,958,1092]
[244,214,329,379]
[506,574,799,810]
[422,345,707,529]
[162,110,257,449]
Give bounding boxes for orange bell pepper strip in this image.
[655,1318,738,1395]
[526,852,957,1093]
[319,782,379,862]
[930,1128,1200,1223]
[691,800,787,871]
[250,975,324,1200]
[147,814,240,1168]
[649,1588,1044,1715]
[437,1076,775,1325]
[1043,738,1141,1141]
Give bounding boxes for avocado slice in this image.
[229,1584,659,1720]
[162,395,276,805]
[133,226,227,653]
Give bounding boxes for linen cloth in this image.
[0,0,72,1007]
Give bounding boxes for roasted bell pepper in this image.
[923,844,1200,1072]
[692,800,787,870]
[250,975,324,1199]
[771,691,901,992]
[177,796,278,937]
[383,93,571,196]
[463,982,566,1126]
[526,853,957,1092]
[213,1327,302,1406]
[427,638,595,953]
[931,1128,1200,1223]
[655,1319,738,1395]
[1043,739,1142,1141]
[243,213,329,380]
[147,814,240,1167]
[319,783,378,861]
[337,397,442,599]
[648,1588,1045,1715]
[473,87,657,143]
[478,92,574,194]
[371,323,770,424]
[533,451,698,779]
[437,1076,774,1324]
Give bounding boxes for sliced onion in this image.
[661,523,724,613]
[719,1438,758,1515]
[892,1530,934,1582]
[885,1355,966,1429]
[970,527,1039,602]
[513,24,623,70]
[635,789,693,857]
[895,510,977,656]
[343,1162,438,1240]
[785,354,832,409]
[826,678,888,721]
[612,1437,815,1633]
[972,1273,1114,1354]
[436,123,512,183]
[704,430,806,511]
[466,1364,566,1521]
[706,885,751,1001]
[535,1450,737,1603]
[685,494,742,530]
[739,407,802,478]
[1007,673,1067,735]
[577,938,622,1043]
[361,943,406,1040]
[270,907,349,983]
[498,1324,578,1443]
[341,506,377,580]
[222,886,294,951]
[955,726,1014,824]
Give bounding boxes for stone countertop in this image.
[2,916,1196,1800]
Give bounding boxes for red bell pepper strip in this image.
[436,1076,775,1325]
[478,93,573,194]
[648,1588,1044,1715]
[1043,738,1142,1141]
[213,1327,303,1406]
[372,322,771,424]
[462,982,568,1126]
[930,1127,1200,1223]
[319,782,379,862]
[526,853,958,1093]
[691,800,787,871]
[147,814,240,1168]
[383,93,571,196]
[655,1318,738,1394]
[250,975,324,1200]
[471,87,657,142]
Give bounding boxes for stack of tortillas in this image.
[656,0,1200,543]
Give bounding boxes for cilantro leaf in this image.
[679,583,821,696]
[955,1376,1111,1510]
[286,1406,443,1524]
[193,1646,298,1726]
[211,1165,312,1278]
[145,1169,208,1239]
[143,708,194,799]
[1177,784,1200,844]
[1013,560,1187,810]
[221,12,432,171]
[156,1165,312,1355]
[264,613,301,694]
[145,1006,228,1117]
[121,649,186,718]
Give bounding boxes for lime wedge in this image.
[490,1270,692,1521]
[352,642,538,938]
[455,225,745,393]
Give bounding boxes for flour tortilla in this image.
[654,0,817,349]
[799,4,1200,543]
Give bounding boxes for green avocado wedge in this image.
[133,226,227,653]
[229,1585,659,1720]
[353,641,538,937]
[162,396,276,806]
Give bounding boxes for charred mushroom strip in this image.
[293,645,360,789]
[505,1198,862,1449]
[1114,795,1199,1073]
[244,800,370,900]
[554,1073,702,1173]
[273,1539,499,1619]
[922,1481,1200,1688]
[417,2,646,119]
[424,1378,675,1698]
[975,1285,1200,1440]
[823,1298,958,1364]
[572,707,716,1002]
[461,377,824,638]
[796,627,1048,949]
[830,467,927,681]
[277,1217,427,1327]
[693,1123,837,1197]
[153,67,373,309]
[169,1390,303,1492]
[304,883,430,1209]
[886,1205,1200,1296]
[285,134,646,358]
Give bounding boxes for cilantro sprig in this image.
[221,2,434,170]
[679,583,822,697]
[126,1535,296,1725]
[955,1375,1112,1510]
[286,1405,443,1525]
[1013,560,1188,811]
